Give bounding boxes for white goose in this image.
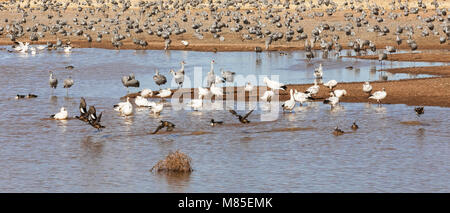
[263,77,287,91]
[323,80,338,90]
[305,81,320,97]
[323,92,340,108]
[114,97,133,116]
[140,88,153,98]
[293,90,311,106]
[135,96,156,107]
[210,83,223,98]
[244,82,254,92]
[51,107,68,120]
[260,90,274,102]
[363,82,373,96]
[64,46,72,53]
[157,88,172,99]
[198,87,210,99]
[189,99,203,111]
[282,89,296,111]
[181,40,189,47]
[333,89,347,98]
[369,88,387,106]
[149,103,164,115]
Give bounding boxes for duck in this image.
[151,120,175,134]
[210,119,223,126]
[51,107,68,120]
[229,109,254,124]
[333,126,345,136]
[415,106,424,116]
[351,122,359,130]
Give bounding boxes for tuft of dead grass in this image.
[150,150,193,173]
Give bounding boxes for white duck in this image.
[333,89,347,98]
[363,81,373,96]
[260,90,274,102]
[263,77,287,91]
[114,97,133,116]
[135,96,156,107]
[323,80,338,90]
[369,88,387,106]
[293,90,311,106]
[51,107,68,120]
[281,89,296,111]
[64,46,72,53]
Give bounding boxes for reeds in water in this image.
[150,150,193,173]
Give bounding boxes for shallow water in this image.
[0,47,449,192]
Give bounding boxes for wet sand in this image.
[348,52,450,63]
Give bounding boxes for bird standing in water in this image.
[351,122,359,130]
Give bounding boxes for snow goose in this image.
[281,89,296,112]
[114,97,133,116]
[293,90,311,106]
[305,81,320,98]
[181,40,189,47]
[140,89,153,98]
[64,46,72,53]
[260,90,274,102]
[189,99,203,111]
[221,69,236,83]
[362,82,373,96]
[210,83,223,98]
[323,92,340,108]
[323,80,338,90]
[244,82,254,92]
[198,87,210,99]
[157,88,172,99]
[51,107,68,120]
[149,103,164,115]
[333,89,347,98]
[135,96,156,107]
[263,77,287,90]
[369,88,387,106]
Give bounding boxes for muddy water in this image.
[0,47,449,192]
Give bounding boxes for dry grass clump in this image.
[150,150,193,173]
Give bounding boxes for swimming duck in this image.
[151,120,176,134]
